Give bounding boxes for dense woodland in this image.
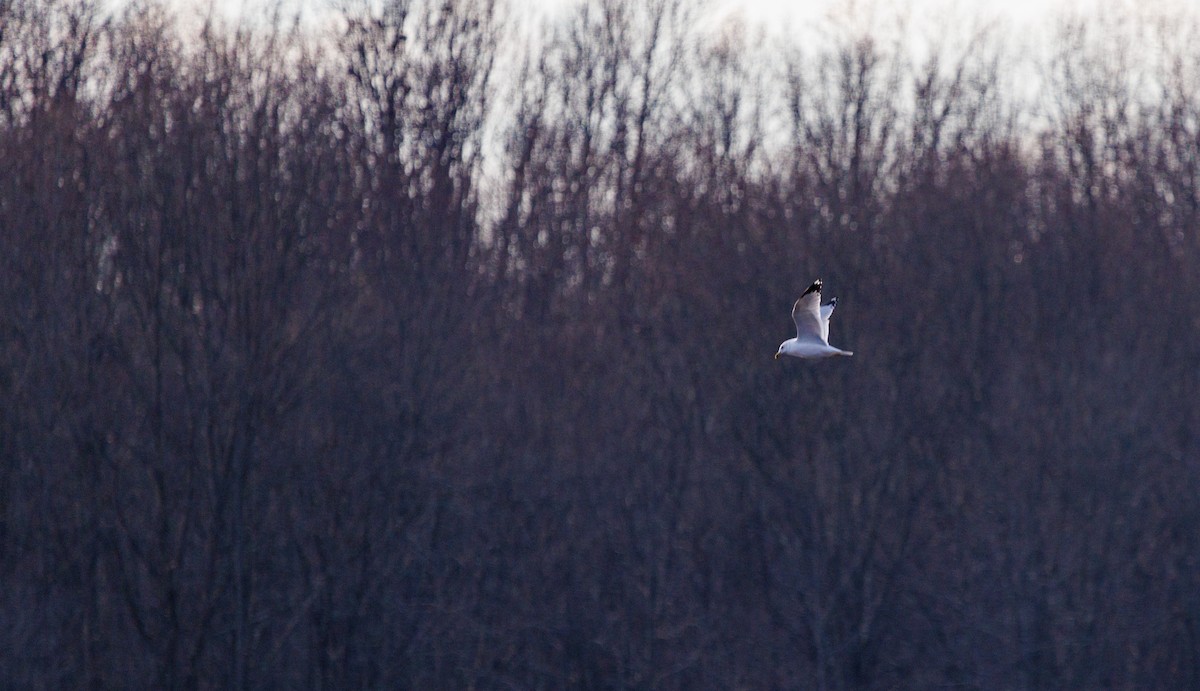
[3,0,1200,687]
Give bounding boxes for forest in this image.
[2,0,1200,687]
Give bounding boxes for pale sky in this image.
[134,0,1192,90]
[713,0,1102,25]
[164,0,1138,29]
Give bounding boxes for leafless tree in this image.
[3,0,1200,687]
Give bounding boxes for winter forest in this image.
[3,0,1200,687]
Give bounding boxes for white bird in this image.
[775,279,854,360]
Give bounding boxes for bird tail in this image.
[840,350,854,357]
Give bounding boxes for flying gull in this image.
[775,279,853,360]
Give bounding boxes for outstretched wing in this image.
[791,279,825,344]
[820,297,837,342]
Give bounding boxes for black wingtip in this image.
[801,279,822,297]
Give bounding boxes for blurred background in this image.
[3,0,1199,687]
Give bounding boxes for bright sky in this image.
[713,0,1091,25]
[171,0,1132,28]
[137,0,1193,77]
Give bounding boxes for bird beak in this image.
[774,352,781,360]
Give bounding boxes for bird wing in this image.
[792,279,826,344]
[820,297,837,342]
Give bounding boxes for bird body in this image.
[777,339,850,359]
[775,279,853,360]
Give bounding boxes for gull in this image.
[775,279,853,360]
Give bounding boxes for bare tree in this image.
[3,0,1200,687]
